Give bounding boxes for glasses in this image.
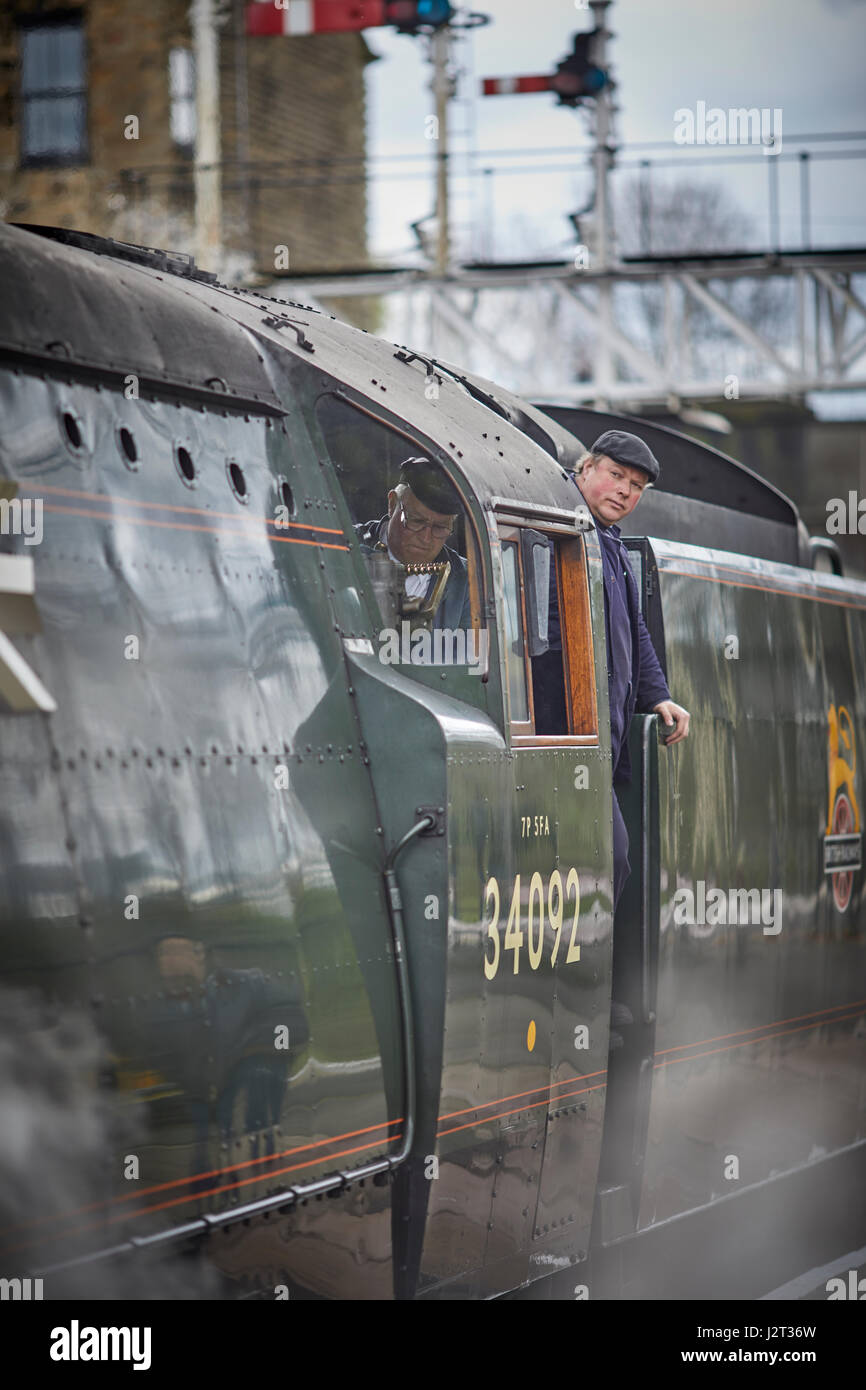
[399,501,453,541]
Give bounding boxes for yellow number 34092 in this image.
[483,869,581,980]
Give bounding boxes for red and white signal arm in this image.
[247,1,388,36]
[482,76,552,97]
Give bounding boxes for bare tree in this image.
[615,173,756,258]
[609,173,790,383]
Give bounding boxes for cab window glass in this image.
[501,540,529,723]
[499,525,598,745]
[315,393,482,666]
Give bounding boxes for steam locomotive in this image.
[0,220,863,1300]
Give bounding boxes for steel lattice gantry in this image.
[273,248,866,407]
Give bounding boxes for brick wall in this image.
[0,1,186,244]
[0,0,372,285]
[222,28,373,276]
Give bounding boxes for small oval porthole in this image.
[117,426,139,469]
[61,409,84,451]
[227,459,248,502]
[175,443,196,487]
[279,479,294,517]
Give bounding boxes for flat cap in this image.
[591,430,660,483]
[398,456,463,514]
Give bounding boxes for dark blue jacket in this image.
[569,482,670,786]
[586,500,675,783]
[355,516,472,630]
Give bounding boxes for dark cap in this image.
[398,456,463,515]
[591,430,660,483]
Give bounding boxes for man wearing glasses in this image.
[355,456,472,630]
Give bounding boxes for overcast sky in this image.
[363,0,866,261]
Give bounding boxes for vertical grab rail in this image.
[640,713,658,1026]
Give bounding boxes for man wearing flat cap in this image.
[572,431,690,911]
[355,456,472,630]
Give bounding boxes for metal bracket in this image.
[415,805,446,837]
[261,314,315,352]
[393,348,442,384]
[489,495,594,533]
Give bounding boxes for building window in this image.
[19,14,87,168]
[169,48,196,153]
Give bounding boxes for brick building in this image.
[0,0,375,285]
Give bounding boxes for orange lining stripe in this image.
[24,486,865,591]
[663,553,805,580]
[70,1007,864,1229]
[0,1116,404,1238]
[435,1000,865,1123]
[653,1009,866,1071]
[435,1001,865,1136]
[8,1006,862,1253]
[124,1132,401,1223]
[41,503,350,550]
[8,1132,404,1256]
[437,1081,609,1138]
[654,998,866,1056]
[660,565,866,612]
[28,483,345,536]
[437,1069,608,1122]
[659,550,863,586]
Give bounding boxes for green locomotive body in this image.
[0,223,862,1299]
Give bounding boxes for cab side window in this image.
[499,525,597,745]
[314,392,483,656]
[501,539,530,725]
